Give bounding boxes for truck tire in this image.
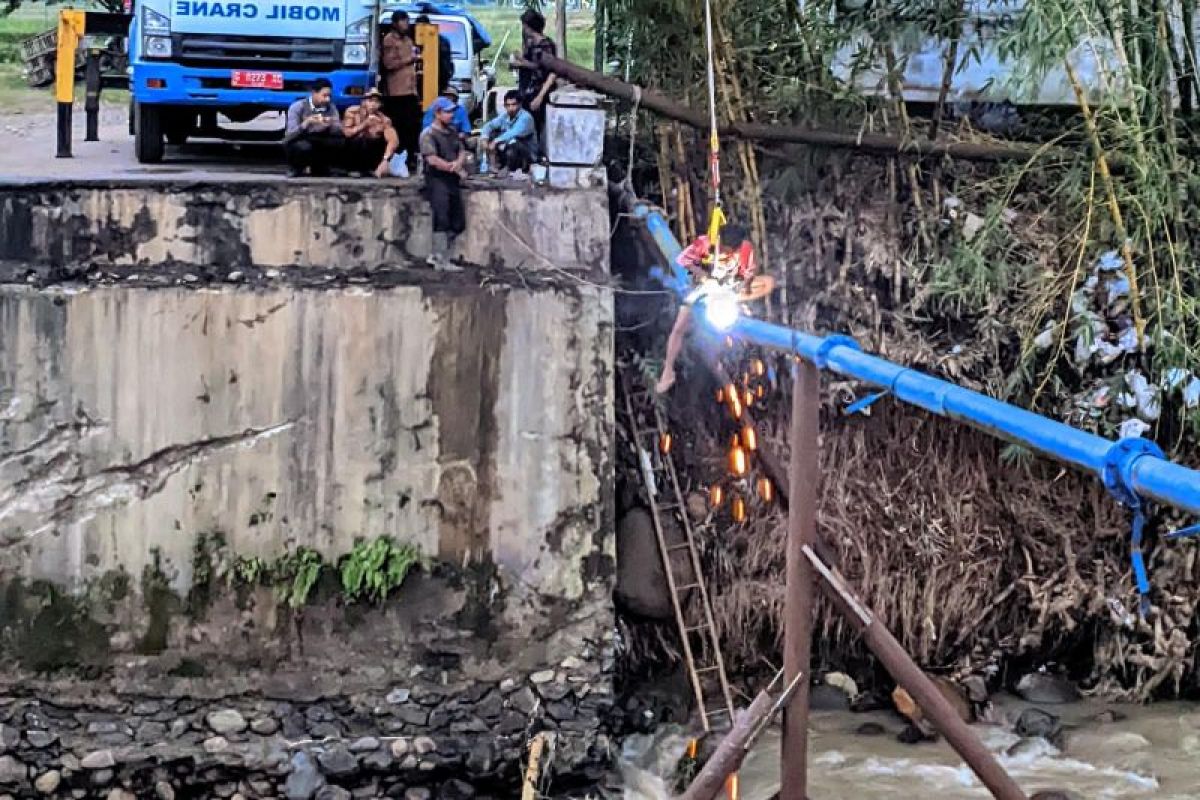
[135,103,165,163]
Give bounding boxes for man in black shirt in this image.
[509,9,557,154]
[419,96,467,271]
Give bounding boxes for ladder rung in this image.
[705,708,732,717]
[685,626,706,634]
[695,666,721,674]
[676,583,701,591]
[668,542,691,552]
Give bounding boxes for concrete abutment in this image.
[0,178,617,799]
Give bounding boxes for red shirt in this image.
[676,235,756,283]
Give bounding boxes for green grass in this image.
[474,8,595,83]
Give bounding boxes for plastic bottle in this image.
[479,152,490,175]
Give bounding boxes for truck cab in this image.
[379,2,493,118]
[129,0,377,162]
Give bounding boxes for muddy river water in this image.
[619,696,1200,799]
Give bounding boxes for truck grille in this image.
[174,34,341,68]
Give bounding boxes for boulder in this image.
[1014,708,1061,740]
[206,710,249,736]
[614,508,676,620]
[0,757,24,786]
[34,771,61,795]
[1016,673,1079,705]
[285,752,324,800]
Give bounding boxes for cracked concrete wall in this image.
[0,281,613,669]
[0,181,609,273]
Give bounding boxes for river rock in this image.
[0,757,24,785]
[386,688,411,704]
[155,781,176,800]
[1031,792,1079,800]
[390,739,410,758]
[81,750,116,770]
[1014,708,1061,740]
[0,726,18,752]
[206,710,249,735]
[25,731,57,749]
[250,717,280,736]
[614,509,676,619]
[204,736,230,754]
[1016,673,1079,704]
[810,684,851,711]
[1092,708,1127,725]
[315,788,351,800]
[349,737,379,753]
[316,746,357,777]
[285,752,324,800]
[854,722,886,736]
[440,779,475,799]
[33,770,60,794]
[107,789,136,800]
[404,790,431,800]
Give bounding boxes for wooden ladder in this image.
[620,372,736,732]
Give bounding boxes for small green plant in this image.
[274,548,325,609]
[232,556,267,586]
[339,538,425,603]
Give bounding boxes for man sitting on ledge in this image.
[480,90,537,175]
[342,88,399,178]
[284,78,344,178]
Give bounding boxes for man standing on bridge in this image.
[420,97,468,271]
[381,11,421,170]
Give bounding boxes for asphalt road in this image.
[0,107,303,183]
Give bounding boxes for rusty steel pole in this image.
[802,546,1028,800]
[782,360,819,798]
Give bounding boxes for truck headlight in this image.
[142,6,171,34]
[144,36,173,58]
[343,44,368,65]
[345,16,372,41]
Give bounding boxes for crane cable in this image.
[702,0,726,260]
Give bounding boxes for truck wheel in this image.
[135,103,165,163]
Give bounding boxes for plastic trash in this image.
[1117,326,1139,354]
[1033,323,1056,351]
[1119,370,1160,420]
[479,152,489,174]
[1162,368,1191,391]
[389,152,410,178]
[1097,250,1123,272]
[1119,418,1151,439]
[1185,378,1200,409]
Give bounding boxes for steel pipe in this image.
[632,203,1200,518]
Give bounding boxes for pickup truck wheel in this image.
[134,103,165,163]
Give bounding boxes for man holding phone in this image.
[284,78,344,177]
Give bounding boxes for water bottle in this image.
[479,152,490,175]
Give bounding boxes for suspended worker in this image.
[656,224,757,394]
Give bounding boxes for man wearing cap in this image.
[421,85,471,139]
[342,88,399,178]
[380,10,421,168]
[419,96,467,271]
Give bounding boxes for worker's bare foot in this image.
[655,371,675,394]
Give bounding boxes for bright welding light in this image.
[704,289,741,332]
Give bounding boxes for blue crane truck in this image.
[128,0,378,162]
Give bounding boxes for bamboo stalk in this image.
[1064,59,1147,346]
[521,732,550,800]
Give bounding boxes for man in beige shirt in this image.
[380,10,420,169]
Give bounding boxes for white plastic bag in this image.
[389,152,410,178]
